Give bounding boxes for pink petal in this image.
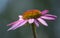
[41,10,49,15]
[44,14,57,18]
[41,16,55,20]
[7,20,26,31]
[37,18,48,26]
[34,20,39,27]
[7,20,19,26]
[28,19,34,24]
[12,20,27,30]
[7,15,23,26]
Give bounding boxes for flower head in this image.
[7,9,57,31]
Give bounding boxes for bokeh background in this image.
[0,0,59,38]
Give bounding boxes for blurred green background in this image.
[0,0,59,38]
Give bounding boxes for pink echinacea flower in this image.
[7,9,57,31]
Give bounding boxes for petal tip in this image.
[41,10,49,15]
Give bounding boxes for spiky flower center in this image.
[22,10,42,19]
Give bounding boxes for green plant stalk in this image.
[31,23,38,38]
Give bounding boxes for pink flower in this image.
[7,9,57,31]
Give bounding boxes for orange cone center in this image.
[22,10,42,19]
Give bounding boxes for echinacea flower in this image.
[7,9,57,31]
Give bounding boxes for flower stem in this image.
[31,23,37,38]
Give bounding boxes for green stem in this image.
[31,23,37,38]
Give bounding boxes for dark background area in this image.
[0,0,59,38]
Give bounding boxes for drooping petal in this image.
[7,20,26,31]
[37,18,48,26]
[41,16,55,20]
[12,20,27,30]
[28,19,34,24]
[7,15,23,26]
[44,14,57,18]
[34,20,39,27]
[41,10,49,15]
[7,20,20,26]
